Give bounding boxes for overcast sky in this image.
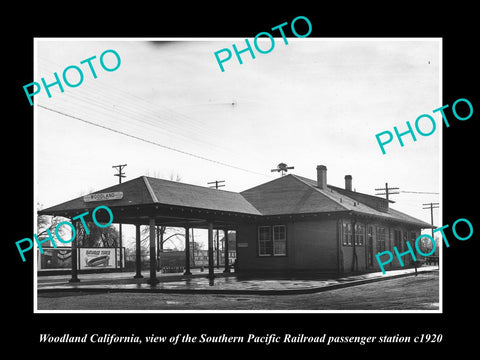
[35,38,441,247]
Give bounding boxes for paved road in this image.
[37,270,439,311]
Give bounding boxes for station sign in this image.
[83,191,123,202]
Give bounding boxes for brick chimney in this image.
[345,175,352,191]
[316,165,327,190]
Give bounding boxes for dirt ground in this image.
[37,271,439,311]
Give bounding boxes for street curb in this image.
[37,269,437,296]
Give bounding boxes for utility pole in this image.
[112,164,127,183]
[208,180,225,190]
[423,202,439,237]
[375,182,400,202]
[422,202,439,268]
[208,180,225,268]
[112,164,127,271]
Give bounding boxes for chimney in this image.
[345,175,352,191]
[316,165,327,190]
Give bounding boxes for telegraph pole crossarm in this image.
[112,164,127,183]
[375,182,400,201]
[208,180,225,189]
[423,202,440,236]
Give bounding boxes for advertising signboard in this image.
[79,248,116,269]
[38,248,72,270]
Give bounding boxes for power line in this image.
[36,56,223,140]
[35,57,240,153]
[46,90,223,152]
[38,104,269,178]
[401,190,439,195]
[36,57,260,160]
[37,79,251,158]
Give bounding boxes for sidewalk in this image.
[37,265,438,295]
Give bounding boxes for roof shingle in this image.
[241,174,432,228]
[38,174,432,228]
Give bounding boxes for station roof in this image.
[38,176,262,228]
[39,174,432,229]
[240,174,433,228]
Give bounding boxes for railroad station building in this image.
[38,164,432,284]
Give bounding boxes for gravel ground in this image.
[37,271,439,311]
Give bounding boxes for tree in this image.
[144,170,182,182]
[140,226,185,250]
[37,203,118,248]
[66,190,120,248]
[37,202,70,244]
[417,235,435,256]
[77,222,119,247]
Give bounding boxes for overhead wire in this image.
[36,73,246,157]
[42,90,248,163]
[39,85,213,143]
[38,104,271,178]
[37,55,218,135]
[400,191,440,195]
[36,54,265,156]
[45,89,214,150]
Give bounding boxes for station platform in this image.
[37,265,439,295]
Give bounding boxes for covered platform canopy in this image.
[38,176,262,285]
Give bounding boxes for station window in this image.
[258,226,272,256]
[258,225,286,256]
[376,227,386,252]
[343,222,365,246]
[355,224,365,246]
[342,223,352,246]
[273,225,287,256]
[394,230,402,250]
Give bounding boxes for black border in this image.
[6,4,478,354]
